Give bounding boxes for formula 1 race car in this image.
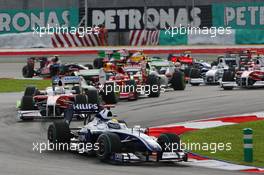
[47,108,188,163]
[205,55,239,85]
[98,62,161,103]
[147,57,186,90]
[221,55,264,90]
[188,61,211,86]
[168,52,193,81]
[16,76,100,120]
[22,56,90,78]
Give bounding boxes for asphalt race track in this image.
[0,55,261,175]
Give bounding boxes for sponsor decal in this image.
[87,6,212,31]
[0,8,78,34]
[213,2,264,29]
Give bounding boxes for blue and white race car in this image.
[47,108,188,163]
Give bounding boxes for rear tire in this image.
[93,58,104,69]
[222,70,235,90]
[171,71,186,90]
[96,133,121,161]
[85,88,100,104]
[190,68,201,86]
[22,65,34,78]
[75,94,88,104]
[146,74,160,97]
[222,70,235,82]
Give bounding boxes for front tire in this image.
[101,82,118,104]
[157,133,181,161]
[47,122,71,151]
[96,133,121,161]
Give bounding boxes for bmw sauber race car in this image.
[47,108,188,163]
[16,76,99,120]
[205,55,239,85]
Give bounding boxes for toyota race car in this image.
[16,76,100,120]
[221,55,264,90]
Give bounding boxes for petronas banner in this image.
[212,2,264,29]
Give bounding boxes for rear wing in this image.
[52,76,81,85]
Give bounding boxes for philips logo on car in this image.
[73,104,99,111]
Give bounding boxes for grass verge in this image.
[181,120,264,167]
[0,78,51,93]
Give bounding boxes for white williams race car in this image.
[47,108,188,163]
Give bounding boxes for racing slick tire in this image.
[101,82,118,104]
[171,71,186,90]
[222,70,235,90]
[20,96,35,120]
[96,132,121,161]
[146,74,161,97]
[75,94,88,104]
[24,86,37,96]
[86,88,100,104]
[190,68,201,86]
[20,96,35,111]
[47,122,71,151]
[93,58,104,69]
[22,65,34,78]
[84,64,93,69]
[157,133,182,161]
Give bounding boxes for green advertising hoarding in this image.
[0,8,78,34]
[212,2,264,29]
[159,30,187,45]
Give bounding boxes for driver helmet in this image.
[96,109,113,120]
[104,63,116,72]
[52,55,59,63]
[159,67,167,74]
[55,80,65,94]
[174,62,181,68]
